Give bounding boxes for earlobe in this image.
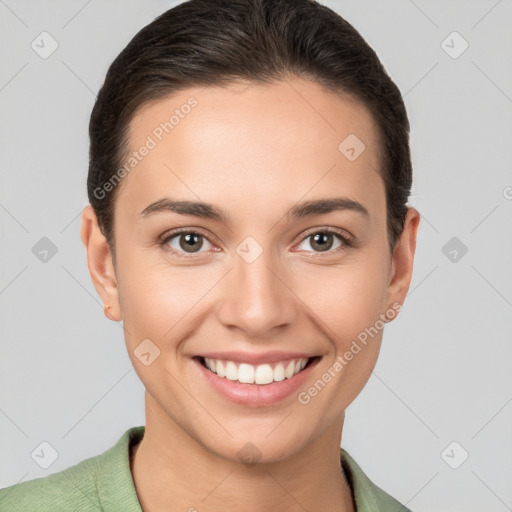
[80,205,121,321]
[385,207,421,314]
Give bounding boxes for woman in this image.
[0,0,420,510]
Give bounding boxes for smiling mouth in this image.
[197,356,320,385]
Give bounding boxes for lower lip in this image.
[194,357,320,407]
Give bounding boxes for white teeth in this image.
[273,363,285,382]
[202,357,310,384]
[225,361,238,381]
[238,363,255,384]
[284,361,295,379]
[216,360,226,378]
[254,364,273,385]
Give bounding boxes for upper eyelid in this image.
[299,226,353,241]
[160,227,217,245]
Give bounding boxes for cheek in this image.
[116,248,220,346]
[115,259,210,397]
[291,256,390,341]
[290,257,388,399]
[293,265,387,408]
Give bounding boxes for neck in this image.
[131,395,355,512]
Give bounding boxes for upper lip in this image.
[197,351,318,365]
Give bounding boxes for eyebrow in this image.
[140,196,369,223]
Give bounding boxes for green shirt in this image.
[0,426,412,511]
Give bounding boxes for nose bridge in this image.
[217,239,297,336]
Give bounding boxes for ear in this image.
[385,207,420,317]
[80,205,121,321]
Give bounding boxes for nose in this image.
[216,246,299,338]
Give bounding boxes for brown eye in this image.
[162,231,214,254]
[309,232,335,252]
[296,229,352,254]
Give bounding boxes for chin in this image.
[203,425,315,467]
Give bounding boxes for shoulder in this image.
[341,448,413,512]
[0,426,145,512]
[0,457,99,512]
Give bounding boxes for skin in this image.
[81,76,420,512]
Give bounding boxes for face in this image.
[83,77,418,463]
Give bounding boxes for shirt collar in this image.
[341,448,411,511]
[97,426,408,512]
[98,425,145,511]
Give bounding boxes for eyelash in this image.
[158,227,354,258]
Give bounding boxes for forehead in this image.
[116,77,385,226]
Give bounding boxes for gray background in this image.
[0,1,511,510]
